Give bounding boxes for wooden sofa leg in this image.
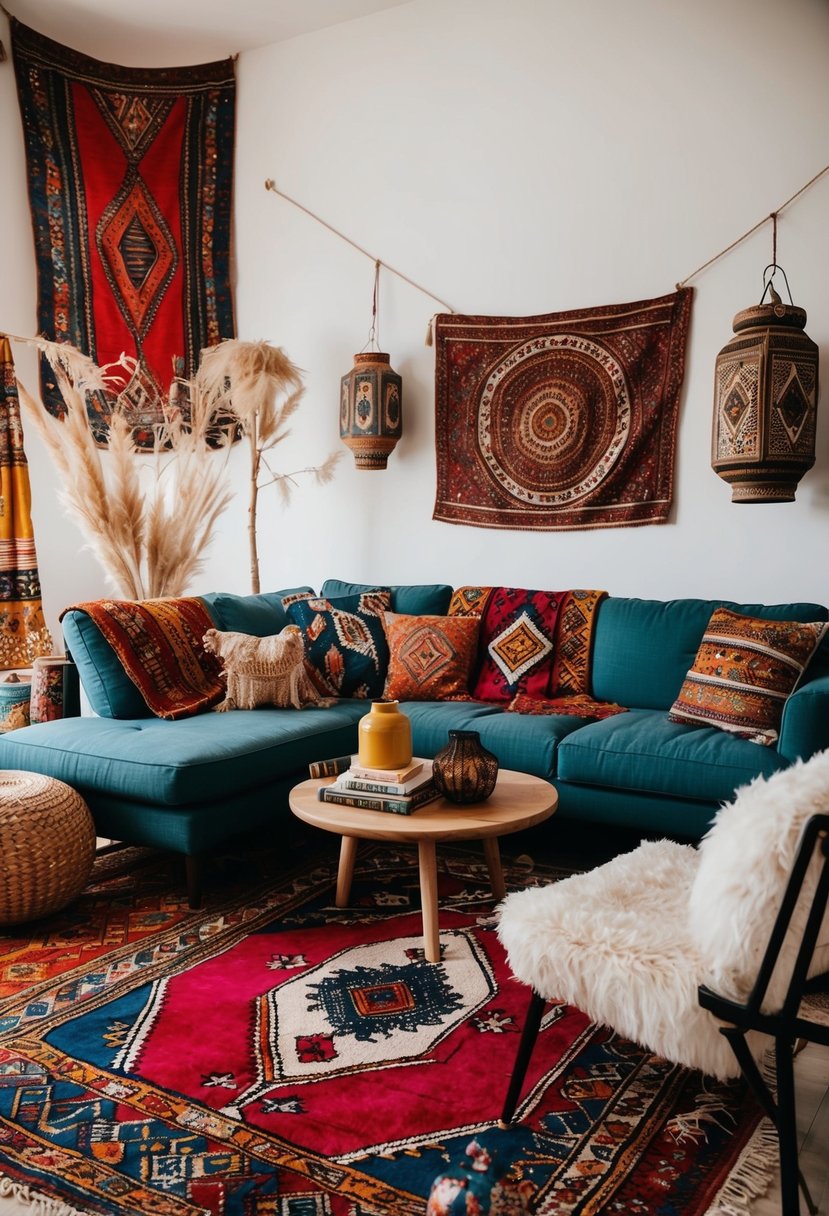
[500,989,546,1126]
[185,854,204,909]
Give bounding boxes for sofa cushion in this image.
[0,703,368,806]
[403,700,584,781]
[284,590,391,698]
[591,597,829,711]
[667,608,829,746]
[62,609,151,719]
[321,578,452,617]
[556,709,789,807]
[383,612,480,701]
[201,587,313,637]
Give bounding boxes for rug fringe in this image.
[0,1174,88,1216]
[703,1119,780,1215]
[704,1050,780,1216]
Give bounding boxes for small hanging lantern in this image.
[712,257,819,503]
[340,261,402,470]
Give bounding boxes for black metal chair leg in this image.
[775,1035,817,1216]
[500,989,546,1126]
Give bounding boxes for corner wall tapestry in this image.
[0,337,52,669]
[433,288,693,531]
[11,19,236,447]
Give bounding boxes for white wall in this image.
[3,0,829,647]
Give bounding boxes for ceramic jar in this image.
[432,730,499,804]
[357,699,412,770]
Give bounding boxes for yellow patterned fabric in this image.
[550,589,607,696]
[0,336,53,668]
[448,586,493,618]
[668,607,828,746]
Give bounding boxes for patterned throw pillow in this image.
[668,607,829,746]
[283,590,391,699]
[383,613,480,701]
[448,586,493,618]
[470,587,562,703]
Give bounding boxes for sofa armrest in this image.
[779,675,829,762]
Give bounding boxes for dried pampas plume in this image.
[194,339,341,593]
[16,339,234,599]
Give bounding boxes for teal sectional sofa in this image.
[2,579,828,907]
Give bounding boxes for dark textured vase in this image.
[432,730,499,804]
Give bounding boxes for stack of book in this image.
[311,756,439,815]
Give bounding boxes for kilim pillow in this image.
[283,590,391,699]
[383,613,480,701]
[470,587,562,703]
[668,607,829,746]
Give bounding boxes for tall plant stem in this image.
[248,413,261,594]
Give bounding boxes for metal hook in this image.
[759,262,794,306]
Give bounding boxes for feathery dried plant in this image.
[17,340,235,599]
[194,339,340,593]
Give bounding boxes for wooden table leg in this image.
[482,836,506,901]
[418,838,440,962]
[336,835,358,907]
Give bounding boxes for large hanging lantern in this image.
[340,261,403,470]
[712,265,819,503]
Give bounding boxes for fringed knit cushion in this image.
[283,590,391,699]
[202,625,332,711]
[668,607,828,745]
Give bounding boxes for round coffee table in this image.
[289,769,557,962]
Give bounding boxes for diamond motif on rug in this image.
[488,610,554,683]
[97,176,178,338]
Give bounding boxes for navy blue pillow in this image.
[283,590,392,698]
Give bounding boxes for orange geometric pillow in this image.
[668,607,828,746]
[383,613,480,701]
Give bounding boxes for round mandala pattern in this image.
[478,334,631,505]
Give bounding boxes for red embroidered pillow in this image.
[668,607,828,746]
[383,613,480,701]
[471,587,561,703]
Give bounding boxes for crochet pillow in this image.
[383,612,480,701]
[668,607,829,746]
[283,590,391,699]
[470,587,562,703]
[202,625,331,710]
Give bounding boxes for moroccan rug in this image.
[433,289,693,531]
[11,19,236,447]
[0,838,774,1216]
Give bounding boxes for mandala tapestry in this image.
[433,288,693,531]
[11,19,236,447]
[0,337,53,669]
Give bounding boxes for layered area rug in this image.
[0,838,773,1215]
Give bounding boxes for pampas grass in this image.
[17,339,234,599]
[194,339,340,593]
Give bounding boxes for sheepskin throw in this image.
[60,598,223,719]
[498,749,829,1081]
[203,625,333,711]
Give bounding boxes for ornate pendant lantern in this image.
[340,261,402,470]
[712,264,819,503]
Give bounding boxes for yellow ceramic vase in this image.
[357,700,412,770]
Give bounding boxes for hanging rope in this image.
[264,179,455,335]
[677,160,829,289]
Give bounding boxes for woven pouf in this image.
[0,771,96,925]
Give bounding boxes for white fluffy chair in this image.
[497,750,829,1213]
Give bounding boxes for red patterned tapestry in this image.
[11,20,236,447]
[434,289,693,531]
[0,839,770,1216]
[0,336,53,668]
[60,597,223,718]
